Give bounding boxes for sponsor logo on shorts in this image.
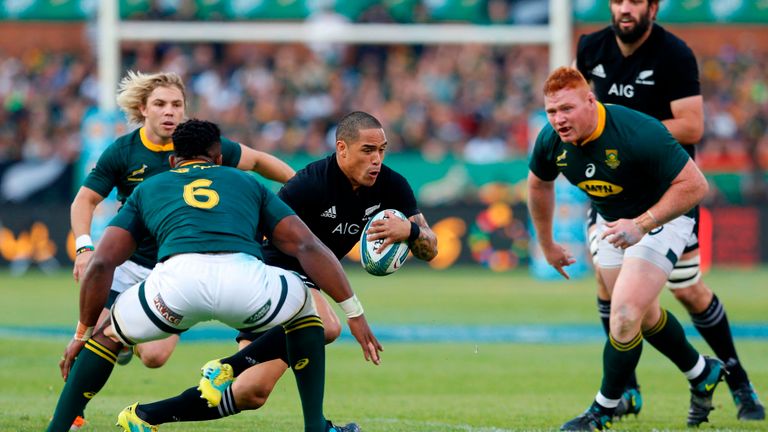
[153,293,183,326]
[244,300,272,324]
[294,358,309,370]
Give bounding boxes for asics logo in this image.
[705,383,715,392]
[294,358,309,370]
[83,391,96,399]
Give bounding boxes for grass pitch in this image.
[1,266,767,431]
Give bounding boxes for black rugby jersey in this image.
[262,153,419,275]
[576,23,700,158]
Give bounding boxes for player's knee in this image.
[238,384,274,410]
[671,281,712,312]
[324,320,342,344]
[610,304,642,338]
[136,348,172,368]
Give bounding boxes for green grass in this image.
[1,266,767,431]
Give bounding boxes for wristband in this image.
[74,321,94,341]
[408,221,421,243]
[645,210,659,226]
[75,234,93,250]
[76,245,95,256]
[338,295,364,318]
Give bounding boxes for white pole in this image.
[97,0,119,112]
[549,0,573,70]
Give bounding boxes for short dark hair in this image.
[172,119,221,159]
[335,111,382,143]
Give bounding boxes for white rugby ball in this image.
[360,209,410,276]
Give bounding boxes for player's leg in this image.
[668,231,764,420]
[123,287,344,427]
[587,211,642,420]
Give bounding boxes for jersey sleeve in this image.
[277,170,317,218]
[665,43,700,102]
[635,119,690,184]
[387,170,420,218]
[575,34,589,78]
[108,190,149,242]
[220,136,243,168]
[82,142,122,198]
[528,127,560,182]
[256,179,297,236]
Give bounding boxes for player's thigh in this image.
[611,257,669,314]
[135,334,180,367]
[232,359,289,408]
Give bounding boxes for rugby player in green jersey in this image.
[527,67,726,430]
[48,119,378,432]
[65,71,294,429]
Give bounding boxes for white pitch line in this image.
[363,417,540,432]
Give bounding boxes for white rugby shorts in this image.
[110,260,152,294]
[595,213,695,276]
[110,253,309,345]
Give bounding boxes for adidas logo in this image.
[321,206,337,218]
[591,64,606,78]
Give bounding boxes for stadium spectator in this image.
[576,0,764,421]
[528,66,725,430]
[49,119,377,432]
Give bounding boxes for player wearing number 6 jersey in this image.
[47,120,380,432]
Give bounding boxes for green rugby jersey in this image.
[82,127,242,267]
[109,162,294,262]
[529,103,690,221]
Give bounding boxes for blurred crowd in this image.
[0,37,766,202]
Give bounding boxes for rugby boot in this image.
[732,382,766,421]
[613,387,642,419]
[327,420,362,432]
[560,403,613,431]
[687,356,727,427]
[116,403,157,432]
[197,359,234,408]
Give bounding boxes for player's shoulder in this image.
[106,128,141,153]
[577,26,614,56]
[293,154,333,185]
[534,122,560,147]
[377,163,409,186]
[650,24,695,58]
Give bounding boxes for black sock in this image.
[140,386,239,424]
[690,294,748,390]
[597,298,639,390]
[643,309,699,372]
[601,333,643,400]
[221,326,288,376]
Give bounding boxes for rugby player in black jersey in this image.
[112,111,438,429]
[576,0,764,421]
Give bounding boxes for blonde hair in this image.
[543,67,590,97]
[116,71,187,124]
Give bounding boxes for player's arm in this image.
[527,171,574,279]
[270,215,383,364]
[236,144,295,183]
[366,211,437,261]
[662,95,704,145]
[70,186,106,282]
[78,226,137,328]
[635,159,708,232]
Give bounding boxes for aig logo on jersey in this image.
[608,83,634,98]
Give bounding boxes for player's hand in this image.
[72,250,93,283]
[601,219,644,250]
[541,243,575,280]
[366,211,410,253]
[347,315,383,365]
[59,338,86,381]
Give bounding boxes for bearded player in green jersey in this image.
[48,119,379,432]
[528,67,725,430]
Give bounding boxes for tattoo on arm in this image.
[409,213,438,261]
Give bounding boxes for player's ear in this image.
[215,154,223,165]
[168,155,177,168]
[336,140,347,158]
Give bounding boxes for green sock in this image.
[221,326,288,376]
[285,316,327,432]
[643,309,699,372]
[601,332,643,400]
[47,339,117,431]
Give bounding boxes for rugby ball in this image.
[360,209,410,276]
